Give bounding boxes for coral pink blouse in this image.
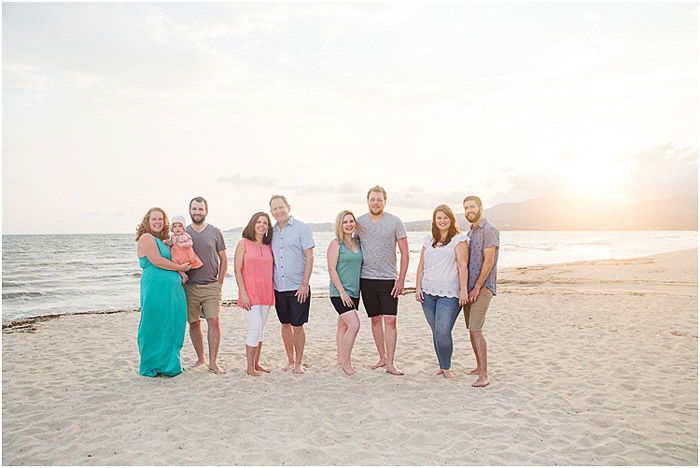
[240,239,275,306]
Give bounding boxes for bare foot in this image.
[208,364,226,374]
[255,365,271,373]
[467,367,481,375]
[433,369,444,376]
[443,369,455,379]
[191,360,207,369]
[246,369,261,377]
[281,363,294,372]
[293,364,305,375]
[341,364,356,376]
[370,359,386,370]
[385,365,404,376]
[472,375,489,387]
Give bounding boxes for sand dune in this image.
[3,249,697,465]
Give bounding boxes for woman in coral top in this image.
[234,212,275,376]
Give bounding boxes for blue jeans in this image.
[421,293,461,369]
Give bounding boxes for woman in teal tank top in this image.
[327,210,363,375]
[135,208,191,377]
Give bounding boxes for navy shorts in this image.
[330,296,360,315]
[274,289,310,326]
[360,279,398,318]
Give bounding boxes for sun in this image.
[559,158,628,200]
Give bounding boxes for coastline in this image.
[3,247,697,465]
[4,247,696,331]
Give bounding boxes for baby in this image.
[166,215,204,284]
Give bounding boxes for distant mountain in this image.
[226,194,698,232]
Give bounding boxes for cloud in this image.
[505,144,698,201]
[218,174,276,186]
[218,174,362,196]
[619,144,698,199]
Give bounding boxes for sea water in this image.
[2,230,696,320]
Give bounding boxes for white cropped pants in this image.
[245,305,270,347]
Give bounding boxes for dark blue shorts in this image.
[274,289,310,326]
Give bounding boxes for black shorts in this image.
[330,296,360,315]
[274,289,310,326]
[360,279,398,318]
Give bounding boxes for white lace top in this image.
[420,233,468,298]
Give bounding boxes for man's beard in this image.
[191,214,206,225]
[369,207,384,216]
[466,210,480,223]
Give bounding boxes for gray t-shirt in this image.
[356,212,407,280]
[185,223,226,285]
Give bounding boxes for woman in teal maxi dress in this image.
[137,209,188,377]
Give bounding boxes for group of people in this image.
[135,186,499,387]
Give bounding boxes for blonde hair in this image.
[334,210,363,241]
[366,185,387,200]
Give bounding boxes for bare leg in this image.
[339,311,360,375]
[383,316,403,375]
[245,345,260,376]
[292,326,305,374]
[280,324,294,371]
[254,342,270,373]
[206,317,226,374]
[467,331,481,374]
[470,331,489,387]
[188,320,206,367]
[370,315,387,369]
[179,272,188,284]
[336,317,347,366]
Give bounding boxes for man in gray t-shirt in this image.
[184,197,228,375]
[356,185,409,376]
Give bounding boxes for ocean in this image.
[2,230,697,321]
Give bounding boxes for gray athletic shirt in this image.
[185,223,226,285]
[356,212,407,280]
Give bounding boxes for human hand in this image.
[296,283,310,303]
[414,287,424,303]
[238,293,251,311]
[459,288,468,307]
[178,262,191,272]
[391,278,405,298]
[468,285,481,303]
[340,290,354,308]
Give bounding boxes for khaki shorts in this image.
[463,287,493,331]
[184,282,222,323]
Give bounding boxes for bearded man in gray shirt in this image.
[356,186,409,376]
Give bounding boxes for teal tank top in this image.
[329,239,363,298]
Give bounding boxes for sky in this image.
[3,2,697,234]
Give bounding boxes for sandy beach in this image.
[3,248,697,465]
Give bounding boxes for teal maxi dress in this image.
[137,237,187,377]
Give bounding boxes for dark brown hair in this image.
[135,207,170,242]
[431,204,460,248]
[241,212,273,245]
[189,196,208,211]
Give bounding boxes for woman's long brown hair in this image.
[431,204,460,248]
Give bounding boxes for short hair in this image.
[269,194,290,207]
[367,185,387,200]
[334,209,363,241]
[463,195,482,209]
[189,196,208,211]
[241,212,273,245]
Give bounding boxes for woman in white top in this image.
[415,204,469,378]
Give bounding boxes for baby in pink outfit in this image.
[165,215,204,284]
